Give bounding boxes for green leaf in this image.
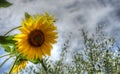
[1,44,15,52]
[29,59,41,64]
[0,36,15,45]
[25,12,31,19]
[0,36,16,52]
[0,0,12,8]
[1,44,11,52]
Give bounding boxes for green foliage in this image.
[25,12,31,19]
[0,36,15,44]
[2,44,11,52]
[1,25,119,74]
[0,0,12,8]
[29,59,41,64]
[0,36,16,52]
[23,26,120,74]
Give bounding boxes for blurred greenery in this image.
[22,26,120,74]
[0,0,12,8]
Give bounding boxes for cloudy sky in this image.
[0,0,120,73]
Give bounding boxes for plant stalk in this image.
[8,55,19,74]
[0,53,11,58]
[41,60,48,74]
[0,56,12,68]
[4,26,21,36]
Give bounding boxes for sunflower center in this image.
[28,30,45,47]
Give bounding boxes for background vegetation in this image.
[20,26,120,74]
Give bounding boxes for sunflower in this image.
[12,60,27,73]
[13,13,58,60]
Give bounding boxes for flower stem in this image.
[4,26,21,36]
[41,60,48,74]
[0,56,12,68]
[8,55,19,74]
[0,53,11,58]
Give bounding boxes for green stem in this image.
[0,53,11,58]
[0,56,12,68]
[40,49,48,73]
[4,26,21,36]
[41,60,48,74]
[8,55,19,74]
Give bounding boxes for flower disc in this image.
[14,13,58,59]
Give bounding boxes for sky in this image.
[0,0,120,73]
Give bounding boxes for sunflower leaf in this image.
[29,59,40,64]
[0,36,16,52]
[25,12,31,19]
[1,43,16,52]
[0,0,12,8]
[0,36,15,45]
[1,44,11,52]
